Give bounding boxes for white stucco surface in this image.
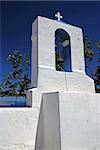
[38,16,85,71]
[59,92,100,150]
[0,16,99,150]
[35,92,100,150]
[0,92,99,150]
[35,92,61,150]
[0,108,37,150]
[31,16,95,93]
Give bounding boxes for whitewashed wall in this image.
[0,16,99,150]
[0,92,99,150]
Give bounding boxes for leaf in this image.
[96,40,100,49]
[26,60,30,65]
[19,54,22,58]
[25,54,28,59]
[14,50,19,56]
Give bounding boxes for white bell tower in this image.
[31,15,95,93]
[0,14,99,150]
[29,16,99,150]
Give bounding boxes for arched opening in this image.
[55,29,72,72]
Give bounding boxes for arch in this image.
[55,29,72,72]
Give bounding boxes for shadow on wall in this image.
[35,92,61,150]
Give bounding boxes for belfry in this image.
[29,14,99,150]
[31,14,95,92]
[0,13,99,150]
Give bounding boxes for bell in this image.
[57,53,64,62]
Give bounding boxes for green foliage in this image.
[84,35,100,93]
[84,35,94,61]
[96,40,100,50]
[0,50,31,97]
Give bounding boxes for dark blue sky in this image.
[1,1,100,80]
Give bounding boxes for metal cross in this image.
[55,12,63,21]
